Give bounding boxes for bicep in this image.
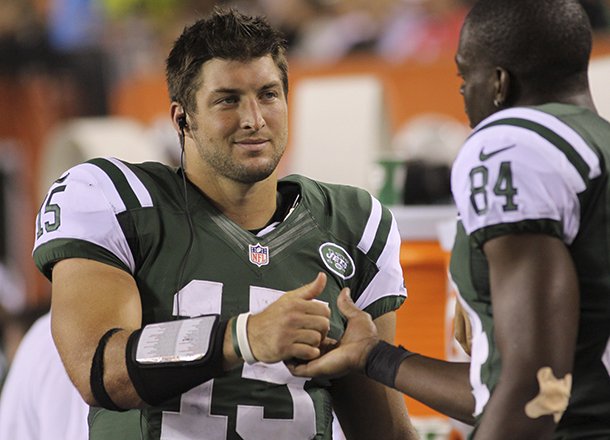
[50,258,142,397]
[484,233,578,377]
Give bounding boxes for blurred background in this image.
[1,0,610,438]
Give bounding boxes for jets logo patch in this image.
[319,242,355,280]
[249,243,269,267]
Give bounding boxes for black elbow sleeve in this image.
[90,328,128,411]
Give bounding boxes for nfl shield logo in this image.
[249,243,269,267]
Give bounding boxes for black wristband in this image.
[364,340,416,389]
[126,316,228,406]
[90,327,127,411]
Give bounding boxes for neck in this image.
[515,84,597,113]
[186,169,278,230]
[561,91,597,112]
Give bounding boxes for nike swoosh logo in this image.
[479,144,516,161]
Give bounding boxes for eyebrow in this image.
[211,81,282,95]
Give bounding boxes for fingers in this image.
[287,291,375,379]
[293,315,330,341]
[287,358,326,378]
[292,328,325,350]
[286,348,350,379]
[288,343,321,361]
[337,288,360,319]
[290,272,327,301]
[319,337,338,353]
[281,273,331,319]
[247,274,332,363]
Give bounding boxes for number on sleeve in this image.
[469,166,488,215]
[469,162,518,215]
[493,162,518,212]
[36,185,67,238]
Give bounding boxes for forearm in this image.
[59,316,237,409]
[332,312,418,440]
[101,316,237,409]
[102,329,145,408]
[394,354,474,424]
[94,304,326,409]
[332,372,418,440]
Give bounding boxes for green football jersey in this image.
[450,104,610,438]
[33,159,406,440]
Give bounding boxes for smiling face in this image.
[185,55,288,186]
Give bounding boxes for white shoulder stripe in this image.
[357,195,382,254]
[355,214,407,310]
[106,157,154,207]
[479,107,601,179]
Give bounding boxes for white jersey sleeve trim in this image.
[355,213,407,311]
[357,195,382,254]
[452,288,490,417]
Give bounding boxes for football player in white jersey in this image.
[292,0,610,439]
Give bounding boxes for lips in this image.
[234,138,270,151]
[236,138,268,145]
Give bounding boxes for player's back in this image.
[543,103,610,436]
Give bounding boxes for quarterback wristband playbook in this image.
[125,315,228,406]
[365,340,417,388]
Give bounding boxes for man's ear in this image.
[170,102,188,133]
[493,67,511,107]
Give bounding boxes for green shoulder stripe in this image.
[88,158,142,210]
[477,117,590,183]
[365,206,393,264]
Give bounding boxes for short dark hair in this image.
[165,7,288,115]
[465,0,592,86]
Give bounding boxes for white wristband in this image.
[236,312,257,364]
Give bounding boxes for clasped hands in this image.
[245,272,380,378]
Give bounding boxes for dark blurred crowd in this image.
[2,0,610,117]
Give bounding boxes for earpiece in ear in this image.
[178,114,187,130]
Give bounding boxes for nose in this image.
[240,98,265,131]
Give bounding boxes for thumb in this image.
[337,288,360,319]
[292,272,327,300]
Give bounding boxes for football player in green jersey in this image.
[291,0,610,439]
[33,7,417,440]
